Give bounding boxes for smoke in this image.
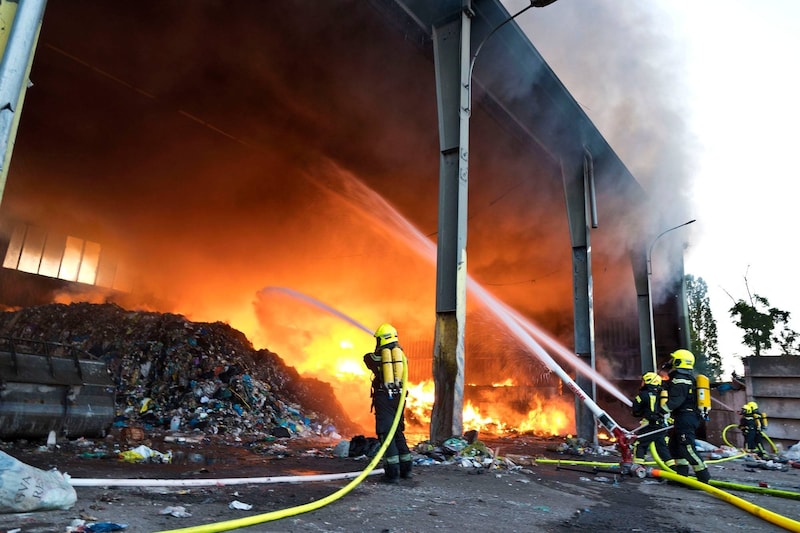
[501,0,697,300]
[509,0,695,196]
[1,0,688,415]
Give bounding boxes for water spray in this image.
[259,286,374,336]
[315,166,633,406]
[273,168,638,459]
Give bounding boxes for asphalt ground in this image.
[1,435,799,533]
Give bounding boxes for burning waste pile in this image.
[0,302,359,446]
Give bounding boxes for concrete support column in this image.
[630,246,655,373]
[562,152,597,444]
[429,8,471,444]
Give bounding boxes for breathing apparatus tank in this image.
[375,323,404,398]
[696,373,711,420]
[379,346,405,397]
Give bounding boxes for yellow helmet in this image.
[670,349,695,370]
[741,404,753,414]
[747,401,759,411]
[642,372,662,387]
[374,323,398,347]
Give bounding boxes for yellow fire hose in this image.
[649,468,800,532]
[536,441,800,530]
[647,441,800,531]
[534,458,624,468]
[156,356,408,533]
[648,441,800,499]
[722,423,779,454]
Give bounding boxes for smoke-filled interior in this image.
[2,1,657,436]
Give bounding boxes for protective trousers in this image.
[669,411,710,483]
[373,389,412,481]
[633,424,674,467]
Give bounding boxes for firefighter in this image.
[363,323,412,483]
[738,403,763,457]
[631,372,675,469]
[742,401,769,458]
[661,349,711,483]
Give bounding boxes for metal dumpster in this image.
[0,338,115,439]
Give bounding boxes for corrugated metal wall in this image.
[744,356,800,451]
[706,387,747,449]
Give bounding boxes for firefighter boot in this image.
[400,460,413,479]
[668,464,690,486]
[382,463,400,484]
[695,468,711,484]
[675,464,690,477]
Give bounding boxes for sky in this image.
[505,0,800,376]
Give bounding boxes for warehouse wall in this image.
[744,355,800,452]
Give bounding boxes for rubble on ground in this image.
[0,302,359,446]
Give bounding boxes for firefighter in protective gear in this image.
[749,401,768,432]
[740,401,769,458]
[661,349,711,483]
[631,372,675,468]
[363,323,412,483]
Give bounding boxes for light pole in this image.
[646,219,696,370]
[468,1,560,107]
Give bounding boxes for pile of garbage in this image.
[0,302,359,442]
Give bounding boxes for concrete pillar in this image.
[429,8,471,444]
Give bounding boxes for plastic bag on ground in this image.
[0,450,77,512]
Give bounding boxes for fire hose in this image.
[153,355,409,533]
[722,423,779,454]
[648,467,800,532]
[70,471,382,488]
[647,441,800,531]
[536,439,800,531]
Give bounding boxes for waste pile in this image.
[0,302,359,443]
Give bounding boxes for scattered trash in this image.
[229,500,253,510]
[118,445,172,464]
[442,437,468,454]
[333,440,350,458]
[0,303,356,448]
[86,523,128,532]
[0,450,76,512]
[159,506,192,518]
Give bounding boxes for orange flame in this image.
[405,379,574,437]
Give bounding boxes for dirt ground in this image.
[1,434,800,533]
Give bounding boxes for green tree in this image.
[685,275,722,381]
[729,292,795,356]
[773,328,800,355]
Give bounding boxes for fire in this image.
[405,379,573,437]
[230,292,578,438]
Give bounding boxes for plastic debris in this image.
[86,523,129,532]
[229,500,253,510]
[0,450,77,512]
[118,445,172,464]
[159,506,192,518]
